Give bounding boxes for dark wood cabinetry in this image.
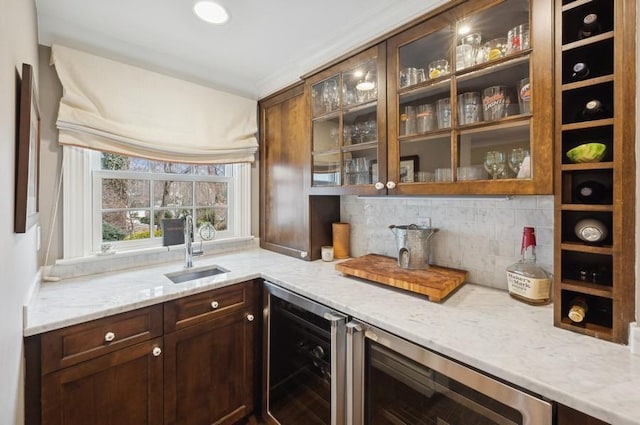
[163,281,259,425]
[26,282,260,425]
[556,403,610,425]
[553,0,636,343]
[259,83,339,261]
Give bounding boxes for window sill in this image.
[46,236,257,280]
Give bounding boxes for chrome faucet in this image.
[184,215,203,268]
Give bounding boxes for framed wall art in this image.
[15,63,40,233]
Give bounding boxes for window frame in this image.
[63,146,252,259]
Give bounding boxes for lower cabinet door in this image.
[163,310,256,425]
[41,338,164,425]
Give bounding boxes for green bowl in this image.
[566,142,607,163]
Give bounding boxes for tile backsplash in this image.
[341,195,554,291]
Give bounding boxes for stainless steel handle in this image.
[346,322,365,425]
[210,300,219,309]
[374,181,385,190]
[104,331,115,342]
[152,346,162,357]
[386,181,396,189]
[246,313,255,322]
[330,315,347,425]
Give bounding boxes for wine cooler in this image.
[263,282,346,425]
[346,320,552,425]
[553,0,635,343]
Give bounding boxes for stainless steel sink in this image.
[165,265,229,284]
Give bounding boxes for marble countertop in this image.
[25,248,640,425]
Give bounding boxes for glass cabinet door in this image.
[387,0,553,195]
[310,45,385,194]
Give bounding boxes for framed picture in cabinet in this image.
[399,155,419,183]
[15,63,40,233]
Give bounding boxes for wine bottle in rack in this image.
[574,180,610,204]
[568,297,589,323]
[577,13,602,39]
[577,99,608,121]
[570,62,590,80]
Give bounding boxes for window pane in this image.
[153,181,194,208]
[101,153,149,171]
[195,182,228,206]
[150,161,193,174]
[196,207,228,231]
[102,210,152,241]
[102,179,150,209]
[194,164,228,176]
[154,209,192,237]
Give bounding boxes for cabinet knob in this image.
[104,331,115,342]
[211,301,219,309]
[246,314,255,322]
[374,182,385,190]
[386,181,396,189]
[152,346,162,357]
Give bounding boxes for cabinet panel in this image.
[163,307,257,425]
[556,403,609,425]
[41,338,163,425]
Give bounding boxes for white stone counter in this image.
[24,248,640,425]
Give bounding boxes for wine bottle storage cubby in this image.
[554,0,634,344]
[561,169,613,205]
[561,38,614,84]
[561,81,614,124]
[561,0,614,45]
[560,289,613,330]
[561,250,613,287]
[561,125,613,164]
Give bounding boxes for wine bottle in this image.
[568,297,589,323]
[574,217,608,243]
[577,13,602,39]
[506,227,551,305]
[570,62,590,80]
[577,99,608,121]
[574,180,609,204]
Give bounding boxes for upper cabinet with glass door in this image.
[308,44,387,195]
[386,0,553,195]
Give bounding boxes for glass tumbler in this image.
[518,78,531,114]
[507,23,530,54]
[416,104,435,133]
[400,106,417,136]
[436,98,451,129]
[457,92,482,125]
[428,59,449,79]
[482,86,509,121]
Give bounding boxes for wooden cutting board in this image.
[335,254,467,302]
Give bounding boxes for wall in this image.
[0,1,40,424]
[342,195,554,290]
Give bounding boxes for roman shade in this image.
[50,44,258,164]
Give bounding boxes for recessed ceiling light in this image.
[193,1,229,24]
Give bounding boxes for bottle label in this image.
[506,272,551,300]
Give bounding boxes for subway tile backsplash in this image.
[341,195,554,291]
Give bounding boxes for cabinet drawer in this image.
[41,305,163,374]
[164,281,254,332]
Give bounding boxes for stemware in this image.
[322,79,338,113]
[508,148,529,176]
[484,151,506,179]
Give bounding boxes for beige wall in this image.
[0,0,40,424]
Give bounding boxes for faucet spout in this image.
[184,215,203,268]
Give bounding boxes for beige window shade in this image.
[50,44,258,164]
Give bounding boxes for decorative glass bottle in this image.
[506,227,551,305]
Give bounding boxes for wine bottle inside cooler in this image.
[570,62,590,80]
[574,217,608,244]
[568,297,589,323]
[577,13,602,39]
[577,99,608,121]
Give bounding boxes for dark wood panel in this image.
[41,305,163,374]
[164,286,258,425]
[556,403,610,425]
[41,338,163,425]
[163,281,251,332]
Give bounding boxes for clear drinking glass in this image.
[484,151,506,179]
[509,148,529,176]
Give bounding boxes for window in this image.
[63,146,251,258]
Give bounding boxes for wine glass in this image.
[322,79,338,113]
[484,151,506,179]
[508,148,529,176]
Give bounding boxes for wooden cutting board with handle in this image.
[335,253,467,302]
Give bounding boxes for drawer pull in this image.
[152,346,162,357]
[211,301,219,309]
[246,314,255,322]
[104,331,116,342]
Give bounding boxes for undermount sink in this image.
[165,265,230,284]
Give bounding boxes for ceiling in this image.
[35,0,446,99]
